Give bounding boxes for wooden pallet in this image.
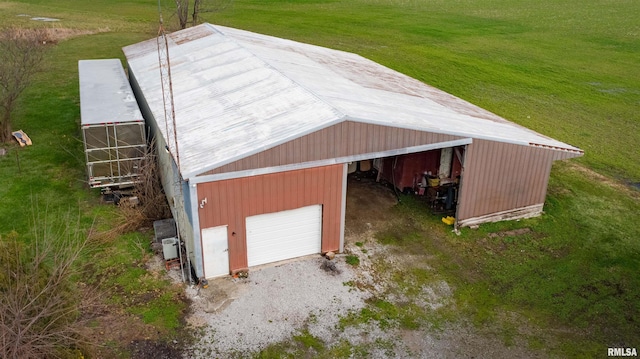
[12,130,32,147]
[164,258,181,270]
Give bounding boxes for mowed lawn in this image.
[0,0,638,357]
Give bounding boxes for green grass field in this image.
[207,0,640,181]
[1,0,638,357]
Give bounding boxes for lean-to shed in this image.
[78,59,146,190]
[122,24,582,279]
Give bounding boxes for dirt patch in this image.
[129,339,182,359]
[344,229,392,295]
[567,162,640,200]
[4,27,107,45]
[345,176,398,234]
[488,227,532,238]
[76,251,191,358]
[41,27,108,43]
[80,312,166,358]
[406,322,545,359]
[184,274,248,328]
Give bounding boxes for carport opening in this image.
[346,146,464,221]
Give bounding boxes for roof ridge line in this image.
[207,24,347,123]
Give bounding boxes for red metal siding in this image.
[379,151,441,191]
[457,140,556,222]
[197,164,344,273]
[202,121,463,175]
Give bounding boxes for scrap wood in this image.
[12,130,32,147]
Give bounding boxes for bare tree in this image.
[192,0,233,26]
[0,28,47,144]
[0,214,100,358]
[118,138,172,231]
[171,0,233,29]
[175,0,191,29]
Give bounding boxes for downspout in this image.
[185,181,193,284]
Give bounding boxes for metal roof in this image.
[123,24,582,178]
[78,59,143,126]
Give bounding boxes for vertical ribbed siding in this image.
[197,164,343,273]
[202,121,463,175]
[129,67,197,270]
[457,140,556,221]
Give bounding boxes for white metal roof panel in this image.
[218,25,582,152]
[123,24,582,178]
[123,27,344,178]
[78,59,143,126]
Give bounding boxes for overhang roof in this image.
[123,24,582,179]
[78,59,143,126]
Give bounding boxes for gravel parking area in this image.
[184,255,371,358]
[180,249,540,359]
[179,179,543,358]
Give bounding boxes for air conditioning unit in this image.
[162,237,178,260]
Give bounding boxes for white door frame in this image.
[202,225,229,278]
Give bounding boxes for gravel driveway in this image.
[179,178,544,358]
[180,252,541,359]
[184,255,371,358]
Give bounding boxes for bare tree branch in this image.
[0,211,101,358]
[0,28,48,143]
[192,0,233,25]
[175,0,190,29]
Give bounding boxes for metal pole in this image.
[105,126,114,181]
[186,239,193,284]
[453,145,467,232]
[113,124,122,180]
[175,211,185,283]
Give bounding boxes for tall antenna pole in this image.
[157,0,181,180]
[157,0,189,284]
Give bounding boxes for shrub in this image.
[0,216,100,358]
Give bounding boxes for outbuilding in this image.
[122,24,582,280]
[78,59,146,191]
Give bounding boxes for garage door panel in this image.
[248,238,319,255]
[246,205,322,267]
[249,221,317,239]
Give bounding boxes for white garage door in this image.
[246,205,322,267]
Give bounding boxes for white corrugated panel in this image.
[78,59,143,125]
[122,24,582,180]
[123,28,344,179]
[246,205,322,267]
